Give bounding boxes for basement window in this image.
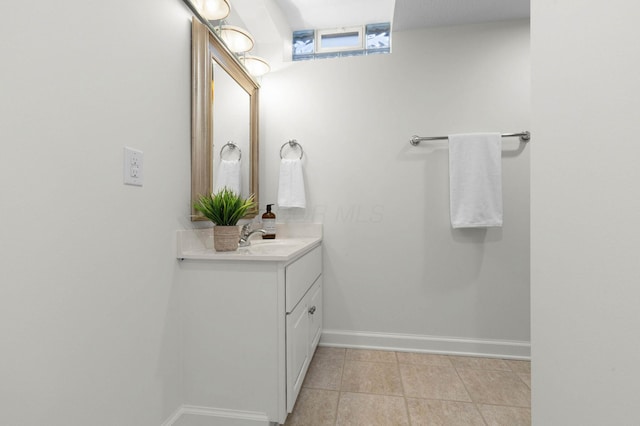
[292,23,391,61]
[316,27,363,54]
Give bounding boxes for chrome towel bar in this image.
[410,131,531,146]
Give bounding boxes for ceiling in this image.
[271,0,530,32]
[228,0,530,70]
[273,0,395,31]
[393,0,529,31]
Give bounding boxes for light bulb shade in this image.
[219,25,254,53]
[240,55,270,77]
[198,0,230,20]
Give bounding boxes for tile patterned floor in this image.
[284,347,530,426]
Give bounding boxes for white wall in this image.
[0,1,192,424]
[531,1,640,424]
[261,20,531,356]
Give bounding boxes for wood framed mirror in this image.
[191,18,259,221]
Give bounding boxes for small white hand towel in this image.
[213,159,241,195]
[449,133,503,228]
[278,158,306,208]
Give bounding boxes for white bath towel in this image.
[213,159,241,195]
[449,133,503,228]
[278,158,306,208]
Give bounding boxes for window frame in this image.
[314,26,364,54]
[292,23,391,62]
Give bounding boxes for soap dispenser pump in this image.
[262,204,276,239]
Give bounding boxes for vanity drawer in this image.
[285,245,322,313]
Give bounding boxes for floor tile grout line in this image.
[455,365,533,409]
[333,389,473,402]
[343,359,399,365]
[333,349,346,425]
[394,351,413,426]
[345,352,399,364]
[452,362,489,426]
[515,369,532,389]
[475,401,533,409]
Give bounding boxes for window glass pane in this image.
[340,50,365,58]
[320,32,360,49]
[292,54,314,62]
[293,30,314,56]
[366,47,390,56]
[365,23,391,50]
[314,52,340,60]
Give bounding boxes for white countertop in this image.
[176,223,322,262]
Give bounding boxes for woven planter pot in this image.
[213,225,239,252]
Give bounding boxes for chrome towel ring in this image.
[220,141,241,161]
[280,139,304,160]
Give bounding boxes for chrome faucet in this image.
[239,223,266,247]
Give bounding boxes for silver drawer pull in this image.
[308,306,316,315]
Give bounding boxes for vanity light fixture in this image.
[197,0,230,20]
[219,25,255,53]
[240,55,270,77]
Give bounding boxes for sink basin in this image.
[177,228,322,262]
[233,237,321,260]
[242,238,314,255]
[247,239,300,248]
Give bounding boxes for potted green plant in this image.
[193,188,256,252]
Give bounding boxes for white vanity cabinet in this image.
[178,233,322,426]
[285,246,323,412]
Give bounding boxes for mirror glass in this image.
[190,18,259,221]
[212,61,251,197]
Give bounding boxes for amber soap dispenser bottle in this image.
[262,204,276,239]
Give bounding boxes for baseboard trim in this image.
[320,329,530,360]
[162,405,270,426]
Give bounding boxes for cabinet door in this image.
[286,297,310,412]
[307,277,323,353]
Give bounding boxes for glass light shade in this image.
[219,25,254,53]
[198,0,230,20]
[240,55,270,77]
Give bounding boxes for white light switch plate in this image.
[124,147,143,186]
